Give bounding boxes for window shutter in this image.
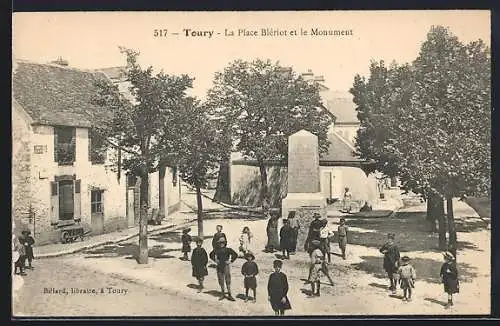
[88,129,92,162]
[71,127,76,163]
[50,181,59,225]
[54,128,58,162]
[74,179,81,220]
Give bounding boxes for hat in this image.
[183,227,191,233]
[387,233,395,239]
[340,218,346,223]
[194,237,203,244]
[313,213,321,218]
[244,252,255,260]
[282,219,289,223]
[21,230,30,235]
[401,256,410,263]
[443,251,455,261]
[273,259,283,268]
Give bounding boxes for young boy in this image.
[241,252,259,303]
[181,228,192,261]
[320,222,332,264]
[22,230,35,269]
[398,256,416,302]
[191,237,208,293]
[379,233,400,294]
[212,225,226,250]
[337,218,349,260]
[267,259,291,316]
[279,219,294,260]
[440,251,459,309]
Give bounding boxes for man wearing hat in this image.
[21,230,35,269]
[209,237,238,301]
[305,213,327,253]
[241,252,259,302]
[379,233,401,294]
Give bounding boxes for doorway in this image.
[91,189,104,235]
[58,180,74,220]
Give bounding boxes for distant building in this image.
[225,69,380,211]
[12,59,181,244]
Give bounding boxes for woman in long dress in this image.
[265,213,280,253]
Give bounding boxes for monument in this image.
[281,130,326,251]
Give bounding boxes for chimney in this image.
[50,56,69,66]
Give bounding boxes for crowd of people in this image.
[179,210,460,314]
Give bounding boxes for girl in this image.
[267,259,291,315]
[14,237,26,275]
[398,256,416,302]
[181,228,192,261]
[239,226,253,257]
[191,237,208,292]
[440,251,459,309]
[307,240,324,296]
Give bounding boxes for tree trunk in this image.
[195,185,204,238]
[214,155,231,204]
[446,196,457,258]
[257,159,270,213]
[437,197,447,250]
[426,194,438,232]
[138,171,149,264]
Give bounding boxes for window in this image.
[91,190,104,214]
[54,126,76,165]
[89,129,107,164]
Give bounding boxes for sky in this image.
[12,10,490,99]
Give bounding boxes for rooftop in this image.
[12,60,113,128]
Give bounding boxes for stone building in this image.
[12,59,181,244]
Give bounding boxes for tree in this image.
[174,100,226,238]
[207,59,333,211]
[350,26,490,252]
[91,47,194,264]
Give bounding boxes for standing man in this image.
[287,211,300,255]
[210,238,238,301]
[305,213,326,253]
[379,233,401,294]
[337,218,349,260]
[212,225,227,250]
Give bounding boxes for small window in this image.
[91,190,104,213]
[54,126,76,165]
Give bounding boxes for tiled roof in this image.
[327,97,359,124]
[12,60,112,128]
[320,132,362,163]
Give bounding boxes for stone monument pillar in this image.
[281,130,326,251]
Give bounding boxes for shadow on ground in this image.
[350,255,478,284]
[202,209,265,221]
[346,211,487,253]
[83,243,178,260]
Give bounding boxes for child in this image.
[14,237,27,275]
[440,251,459,309]
[191,237,208,293]
[267,259,291,316]
[239,226,253,257]
[342,187,353,213]
[241,252,259,303]
[337,218,349,260]
[212,225,226,250]
[22,230,35,269]
[319,222,332,264]
[307,240,324,297]
[279,219,294,260]
[398,256,416,302]
[181,228,192,261]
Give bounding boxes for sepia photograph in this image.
[11,10,491,317]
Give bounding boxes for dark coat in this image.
[267,271,291,311]
[191,247,208,278]
[266,217,280,249]
[212,232,227,249]
[209,247,238,272]
[279,225,294,251]
[380,241,400,273]
[440,262,459,294]
[182,234,192,253]
[242,261,259,289]
[21,236,35,259]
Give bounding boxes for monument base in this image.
[282,193,326,252]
